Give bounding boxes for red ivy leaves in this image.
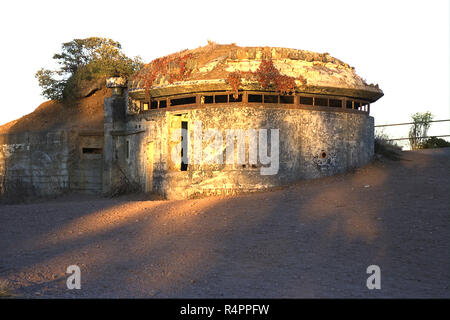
[254,59,280,89]
[226,71,241,99]
[226,59,300,96]
[296,74,307,87]
[275,75,297,95]
[133,53,193,96]
[135,55,304,99]
[167,54,192,83]
[255,58,296,95]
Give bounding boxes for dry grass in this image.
[0,279,14,298]
[0,178,37,204]
[374,134,402,161]
[0,86,108,134]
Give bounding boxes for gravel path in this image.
[1,149,449,298]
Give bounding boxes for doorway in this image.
[181,121,188,171]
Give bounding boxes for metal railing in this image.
[375,119,450,142]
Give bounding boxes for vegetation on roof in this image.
[35,37,143,101]
[129,42,381,96]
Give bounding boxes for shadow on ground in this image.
[0,149,449,298]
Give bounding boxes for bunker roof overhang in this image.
[127,43,384,103]
[127,80,383,103]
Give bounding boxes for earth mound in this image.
[0,83,108,134]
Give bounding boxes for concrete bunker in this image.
[0,43,383,200]
[102,43,383,199]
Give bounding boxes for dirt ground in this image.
[0,148,449,298]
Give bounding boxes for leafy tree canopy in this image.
[35,37,143,101]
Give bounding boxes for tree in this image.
[35,68,65,101]
[408,111,433,150]
[35,37,143,101]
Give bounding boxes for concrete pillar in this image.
[103,77,127,194]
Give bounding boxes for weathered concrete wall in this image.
[102,95,131,194]
[2,95,373,201]
[68,131,104,194]
[0,130,104,200]
[0,131,70,198]
[114,104,374,200]
[105,112,165,194]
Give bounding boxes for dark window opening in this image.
[82,147,102,154]
[321,151,327,158]
[150,100,158,109]
[299,96,313,105]
[280,95,294,104]
[354,101,361,110]
[314,97,328,107]
[346,100,353,109]
[329,99,342,108]
[181,121,188,171]
[159,100,167,108]
[170,96,196,106]
[229,94,243,102]
[215,95,228,103]
[264,95,279,104]
[248,94,263,103]
[204,95,214,104]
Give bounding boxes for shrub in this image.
[106,163,141,197]
[107,176,141,197]
[420,136,450,149]
[408,111,433,150]
[0,178,37,204]
[374,132,402,160]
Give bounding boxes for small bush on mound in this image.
[419,136,450,149]
[374,133,402,161]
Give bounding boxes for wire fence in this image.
[374,119,450,149]
[375,119,450,128]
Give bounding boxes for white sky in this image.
[0,0,448,145]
